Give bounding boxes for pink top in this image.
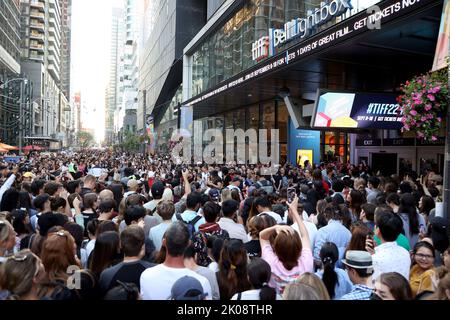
[261,243,314,295]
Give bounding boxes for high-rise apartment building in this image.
[117,0,139,137]
[0,0,22,145]
[105,7,124,145]
[59,0,71,99]
[19,0,66,141]
[0,0,21,77]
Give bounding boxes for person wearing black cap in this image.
[208,189,220,203]
[170,276,208,300]
[340,250,374,300]
[143,180,165,214]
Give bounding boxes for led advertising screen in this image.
[296,149,313,167]
[311,90,403,130]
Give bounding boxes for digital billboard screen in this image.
[311,90,403,130]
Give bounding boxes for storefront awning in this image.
[184,0,443,122]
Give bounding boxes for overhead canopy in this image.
[185,0,443,125]
[0,143,19,151]
[23,145,43,151]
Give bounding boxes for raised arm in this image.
[0,166,18,203]
[260,224,296,248]
[287,196,311,250]
[182,168,191,199]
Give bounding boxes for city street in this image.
[0,0,449,306]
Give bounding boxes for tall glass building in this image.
[138,0,207,152]
[182,0,446,173]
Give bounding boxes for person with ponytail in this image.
[260,196,313,295]
[315,242,352,299]
[231,258,281,300]
[216,239,251,300]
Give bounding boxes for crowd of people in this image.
[0,150,449,300]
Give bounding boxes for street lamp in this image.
[0,78,27,89]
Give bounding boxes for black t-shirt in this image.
[98,260,155,294]
[223,174,232,187]
[82,211,98,237]
[244,240,261,259]
[273,174,282,188]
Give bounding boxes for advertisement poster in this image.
[296,150,313,167]
[312,91,403,130]
[146,115,156,154]
[289,120,320,165]
[432,0,449,71]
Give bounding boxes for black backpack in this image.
[176,213,202,239]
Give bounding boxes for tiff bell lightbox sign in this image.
[252,0,353,61]
[311,90,403,130]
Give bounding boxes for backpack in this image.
[256,180,274,194]
[176,213,202,239]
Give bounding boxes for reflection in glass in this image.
[190,0,381,98]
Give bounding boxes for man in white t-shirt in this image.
[368,210,411,281]
[140,221,212,300]
[254,196,282,224]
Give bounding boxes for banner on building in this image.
[145,115,156,154]
[180,106,193,136]
[311,90,403,130]
[432,0,450,72]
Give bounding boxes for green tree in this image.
[77,131,94,149]
[121,131,140,152]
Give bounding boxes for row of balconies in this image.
[30,0,45,12]
[30,21,44,31]
[29,50,44,61]
[30,42,44,52]
[30,10,45,21]
[30,30,44,42]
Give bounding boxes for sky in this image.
[71,0,123,142]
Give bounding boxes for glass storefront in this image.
[192,0,310,96]
[199,99,289,164]
[156,85,183,152]
[191,0,382,97]
[322,132,350,163]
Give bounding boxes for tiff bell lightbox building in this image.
[181,0,447,176]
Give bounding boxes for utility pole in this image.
[2,81,7,142]
[444,63,450,221]
[143,89,147,155]
[19,80,25,155]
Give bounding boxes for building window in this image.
[323,132,349,163]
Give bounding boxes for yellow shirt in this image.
[409,264,435,297]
